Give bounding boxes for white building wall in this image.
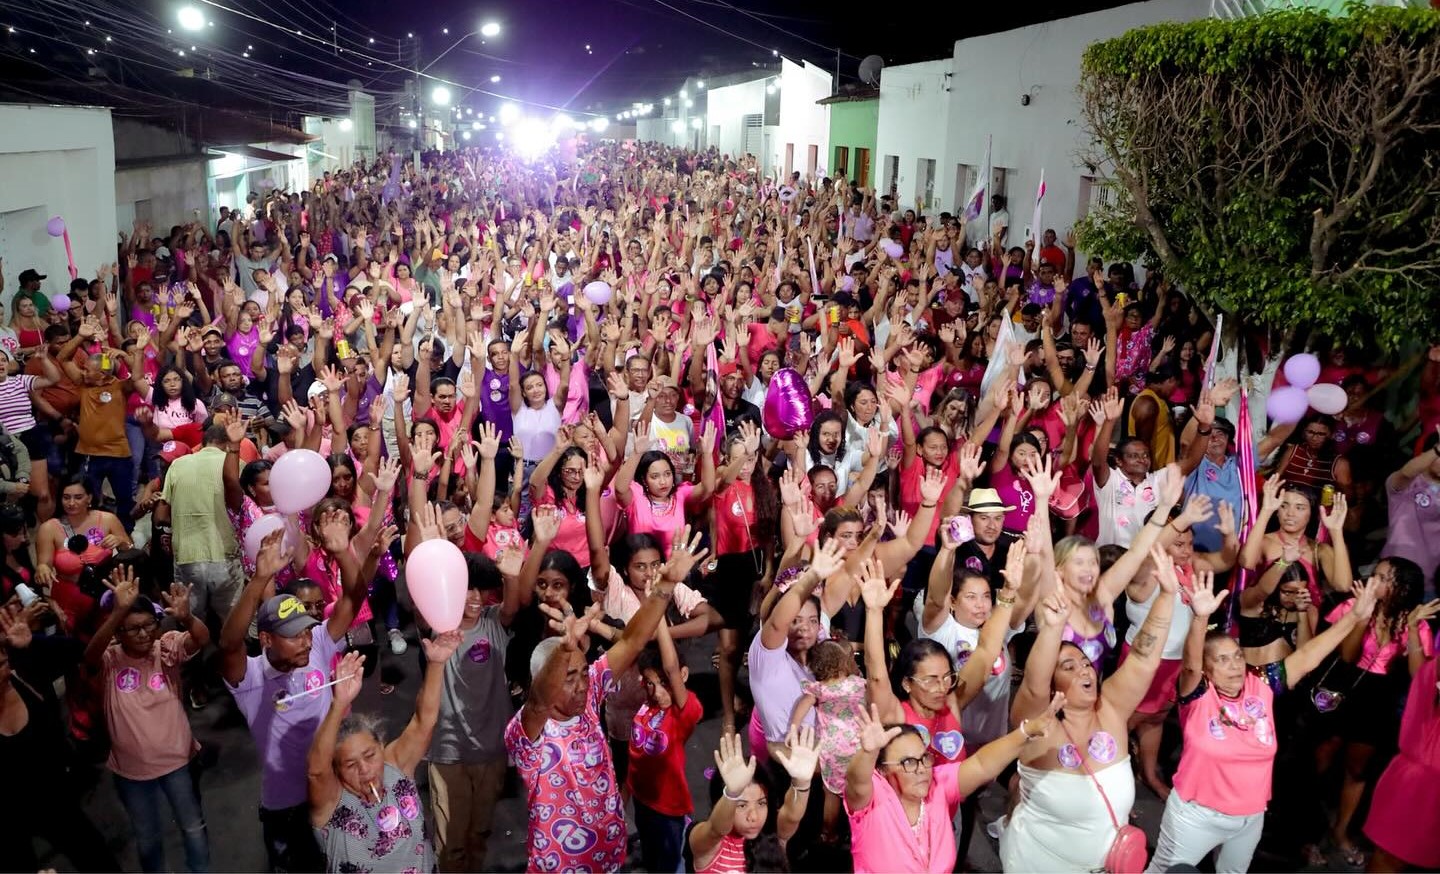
[774,59,832,181]
[705,79,766,161]
[943,0,1208,247]
[0,104,117,298]
[115,161,209,233]
[875,59,954,211]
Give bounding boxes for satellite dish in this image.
[859,55,885,87]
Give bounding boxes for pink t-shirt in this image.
[504,654,627,872]
[591,564,707,622]
[1172,667,1285,816]
[544,357,590,425]
[847,761,964,873]
[626,481,694,554]
[309,548,373,625]
[989,465,1038,533]
[887,365,944,413]
[899,451,957,545]
[537,486,590,566]
[102,631,198,781]
[1325,598,1433,674]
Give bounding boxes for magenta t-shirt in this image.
[989,466,1038,533]
[626,481,694,554]
[504,654,627,872]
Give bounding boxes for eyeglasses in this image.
[561,467,585,476]
[880,752,934,773]
[909,672,959,692]
[121,620,159,636]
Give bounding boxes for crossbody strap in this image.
[1060,721,1122,832]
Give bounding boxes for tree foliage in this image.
[1078,3,1440,350]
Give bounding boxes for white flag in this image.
[980,307,1027,396]
[964,135,992,222]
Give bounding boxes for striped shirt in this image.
[0,374,38,434]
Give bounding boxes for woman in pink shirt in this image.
[614,421,716,555]
[1310,557,1435,866]
[1148,571,1379,873]
[845,695,1061,874]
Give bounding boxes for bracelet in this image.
[1083,363,1097,372]
[412,471,430,481]
[791,783,811,796]
[1147,518,1166,528]
[1019,719,1043,741]
[1196,427,1213,436]
[996,593,1017,606]
[920,502,938,509]
[722,785,746,802]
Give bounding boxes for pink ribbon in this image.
[62,230,77,281]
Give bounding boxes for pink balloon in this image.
[762,368,815,440]
[1282,353,1321,389]
[46,216,66,238]
[1266,386,1311,424]
[408,539,468,633]
[880,239,903,259]
[49,294,72,312]
[583,280,612,306]
[270,448,332,514]
[1306,383,1348,415]
[243,513,295,563]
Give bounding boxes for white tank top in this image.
[1124,580,1193,660]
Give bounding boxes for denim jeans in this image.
[82,452,136,527]
[113,763,210,873]
[633,799,687,874]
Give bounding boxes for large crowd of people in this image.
[0,137,1437,874]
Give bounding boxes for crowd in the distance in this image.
[0,137,1438,874]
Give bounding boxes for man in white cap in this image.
[955,487,1019,593]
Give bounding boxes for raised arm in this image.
[1101,544,1178,720]
[1284,581,1379,684]
[387,630,463,776]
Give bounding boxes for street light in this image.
[499,103,520,125]
[670,121,684,134]
[177,5,205,31]
[407,119,417,129]
[421,21,504,74]
[490,75,501,83]
[697,80,705,89]
[691,118,702,130]
[338,118,353,132]
[591,117,609,133]
[432,85,452,106]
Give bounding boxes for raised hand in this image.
[477,422,501,459]
[918,467,946,505]
[857,559,899,610]
[331,651,366,706]
[1019,692,1067,743]
[857,702,902,754]
[496,546,524,579]
[1037,590,1069,628]
[1216,501,1237,539]
[773,724,820,784]
[374,457,401,493]
[1021,453,1059,500]
[1259,477,1285,515]
[1319,491,1348,532]
[1351,578,1379,622]
[319,508,353,554]
[1149,542,1179,593]
[159,582,193,622]
[255,528,292,578]
[1177,494,1215,528]
[714,732,756,799]
[1187,569,1226,618]
[808,537,846,578]
[661,525,709,582]
[421,629,463,664]
[105,565,140,612]
[532,504,561,544]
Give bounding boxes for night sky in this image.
[0,0,1131,121]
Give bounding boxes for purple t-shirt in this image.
[226,624,343,809]
[344,375,384,426]
[480,367,514,442]
[747,632,815,743]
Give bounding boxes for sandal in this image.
[1336,843,1365,869]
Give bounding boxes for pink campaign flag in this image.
[1029,169,1046,269]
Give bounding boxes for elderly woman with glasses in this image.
[845,691,1063,873]
[83,567,211,874]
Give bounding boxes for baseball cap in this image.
[258,594,320,638]
[18,269,46,285]
[719,361,739,378]
[200,324,224,338]
[212,392,240,411]
[307,381,329,400]
[322,253,339,264]
[159,440,193,465]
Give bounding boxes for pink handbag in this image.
[1062,723,1148,873]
